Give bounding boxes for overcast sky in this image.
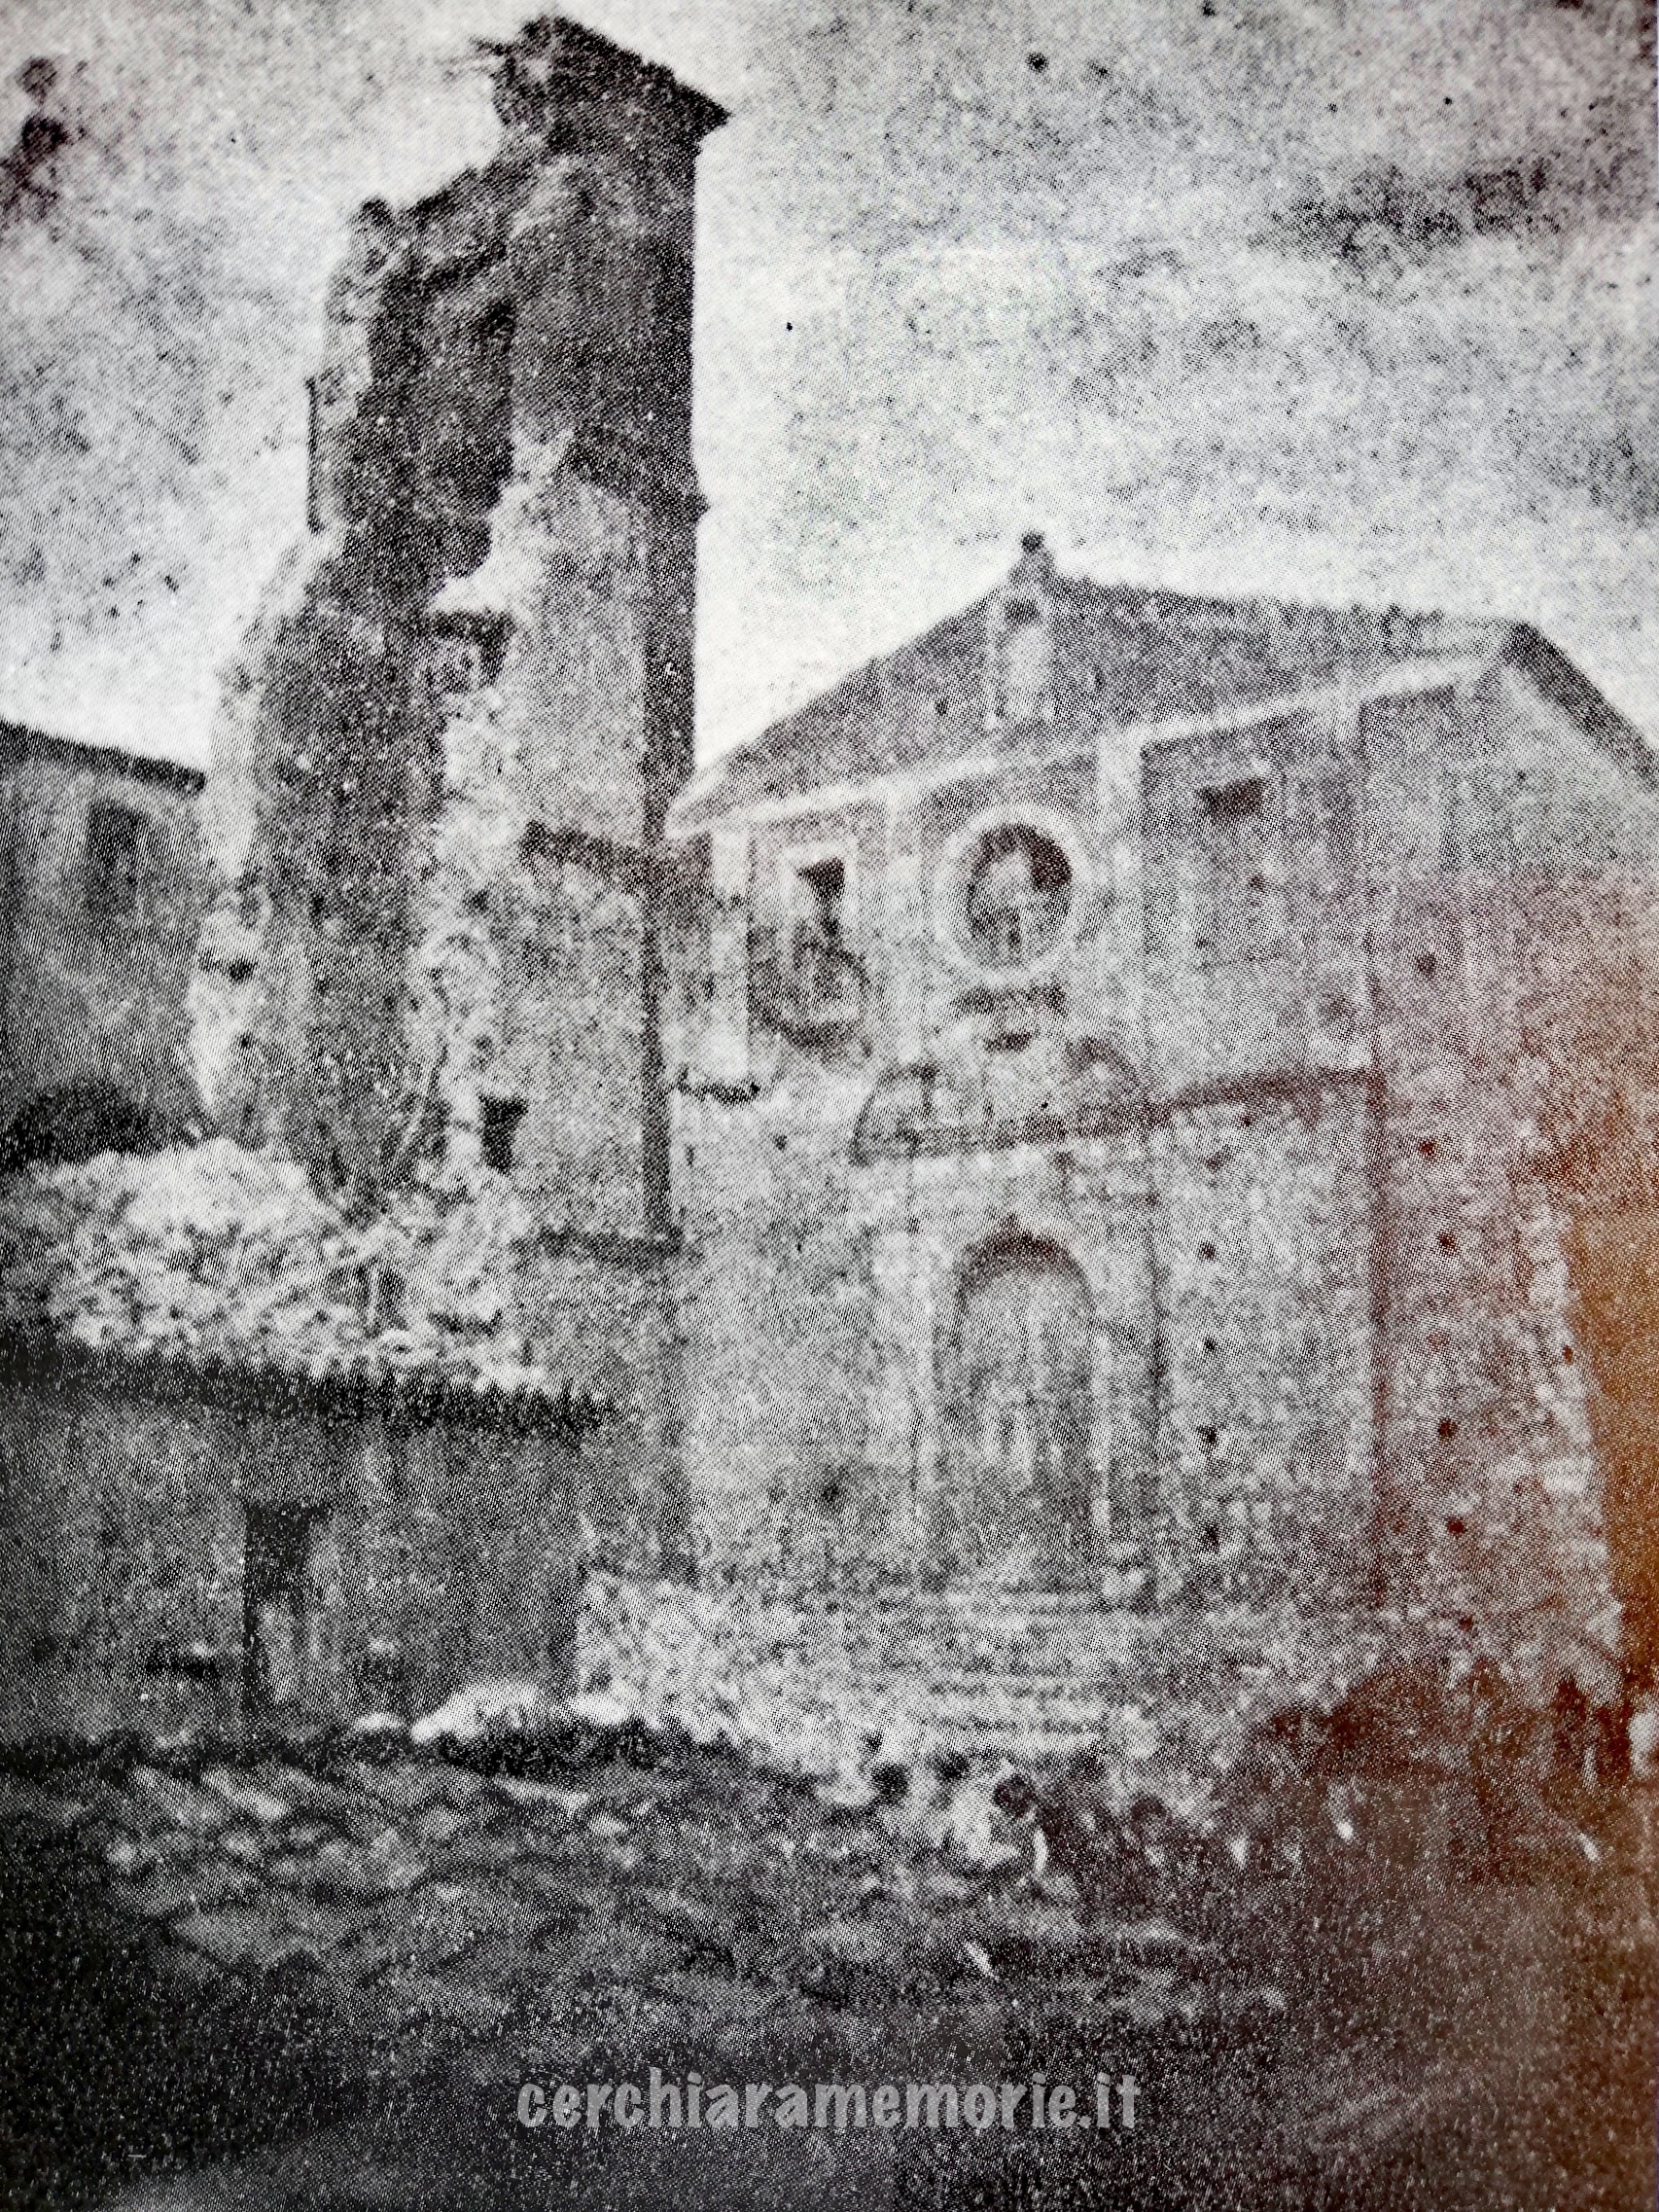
[0,0,1651,772]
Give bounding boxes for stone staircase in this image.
[582,1570,1156,1772]
[821,1586,1146,1765]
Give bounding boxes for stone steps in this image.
[927,1712,1107,1758]
[836,1644,1138,1685]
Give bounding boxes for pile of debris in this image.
[0,1138,582,1400]
[0,1700,1292,2080]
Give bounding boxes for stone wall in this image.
[0,1350,592,1745]
[1153,1078,1374,1610]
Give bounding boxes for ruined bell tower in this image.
[200,17,725,1248]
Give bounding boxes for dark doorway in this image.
[242,1504,340,1719]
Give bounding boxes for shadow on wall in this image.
[0,1082,166,1174]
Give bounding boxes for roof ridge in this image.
[675,555,1523,834]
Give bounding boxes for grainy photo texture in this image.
[0,3,1654,2206]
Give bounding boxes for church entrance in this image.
[942,1231,1093,1587]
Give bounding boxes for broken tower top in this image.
[486,15,728,143]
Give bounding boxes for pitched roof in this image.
[675,561,1506,831]
[0,717,203,795]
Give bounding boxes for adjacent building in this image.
[0,719,205,1166]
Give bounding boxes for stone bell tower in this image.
[197,17,725,1247]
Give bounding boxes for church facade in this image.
[636,536,1657,1767]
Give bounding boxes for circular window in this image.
[960,824,1073,969]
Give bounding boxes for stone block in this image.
[493,1774,591,1818]
[359,1762,450,1815]
[414,1802,473,1848]
[120,1860,258,1919]
[200,1768,295,1827]
[131,1767,229,1837]
[173,1907,317,1974]
[312,1835,430,1903]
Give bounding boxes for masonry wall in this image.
[0,750,205,1141]
[659,646,1647,1776]
[1141,703,1368,1097]
[1153,1080,1374,1611]
[1355,674,1620,1690]
[676,1073,878,1582]
[1466,659,1659,1687]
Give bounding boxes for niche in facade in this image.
[852,1060,978,1160]
[481,1093,527,1173]
[753,848,865,1045]
[1193,772,1281,964]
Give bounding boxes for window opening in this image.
[961,825,1072,969]
[1195,775,1275,962]
[480,1093,527,1173]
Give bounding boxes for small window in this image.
[428,612,511,701]
[1195,775,1276,964]
[480,1094,526,1174]
[779,854,859,1025]
[794,857,845,945]
[1200,777,1264,829]
[86,803,147,920]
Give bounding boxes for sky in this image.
[0,0,1651,773]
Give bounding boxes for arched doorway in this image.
[941,1231,1094,1586]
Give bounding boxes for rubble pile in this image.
[0,1139,589,1402]
[0,1712,1295,2085]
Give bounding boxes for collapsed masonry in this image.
[1,16,724,1748]
[187,11,725,1552]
